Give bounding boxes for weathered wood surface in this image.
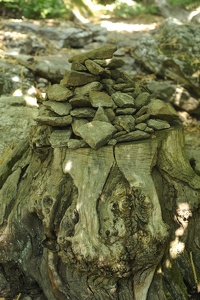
[0,126,200,300]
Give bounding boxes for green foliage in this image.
[62,0,93,17]
[1,0,199,20]
[169,0,200,9]
[112,0,158,19]
[0,0,67,19]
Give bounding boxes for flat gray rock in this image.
[147,80,200,114]
[116,130,150,142]
[115,107,136,115]
[49,129,72,148]
[67,139,87,149]
[68,44,118,63]
[89,91,115,108]
[70,108,96,118]
[113,115,135,132]
[105,58,125,69]
[147,119,170,130]
[135,114,150,124]
[43,101,72,116]
[35,115,72,127]
[0,95,38,157]
[72,118,88,136]
[76,121,116,149]
[112,92,135,108]
[134,92,151,109]
[7,54,71,83]
[3,20,94,48]
[104,108,116,121]
[135,123,147,131]
[71,61,88,72]
[69,95,91,107]
[74,81,103,96]
[93,107,110,122]
[147,99,178,121]
[61,71,100,87]
[135,106,148,118]
[0,60,35,95]
[47,84,73,102]
[113,83,133,91]
[85,59,105,75]
[131,20,200,96]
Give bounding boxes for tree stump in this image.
[0,45,200,300]
[0,125,200,300]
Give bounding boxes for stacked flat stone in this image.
[35,44,178,149]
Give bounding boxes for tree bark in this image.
[0,125,200,300]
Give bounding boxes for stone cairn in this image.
[34,44,178,149]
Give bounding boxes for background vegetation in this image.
[0,0,199,19]
[0,0,67,19]
[169,0,199,9]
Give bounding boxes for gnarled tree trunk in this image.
[0,124,200,300]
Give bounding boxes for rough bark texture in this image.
[0,125,200,300]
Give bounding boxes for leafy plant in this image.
[169,0,200,9]
[112,0,157,19]
[0,0,68,19]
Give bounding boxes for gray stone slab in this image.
[49,129,72,147]
[116,130,150,142]
[76,121,117,149]
[93,107,110,123]
[112,92,134,108]
[70,108,96,118]
[43,101,72,116]
[134,92,151,109]
[61,71,100,87]
[147,119,170,130]
[35,115,72,127]
[113,115,135,132]
[68,44,118,63]
[89,91,115,108]
[72,118,88,136]
[74,81,103,96]
[47,84,73,101]
[85,59,105,75]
